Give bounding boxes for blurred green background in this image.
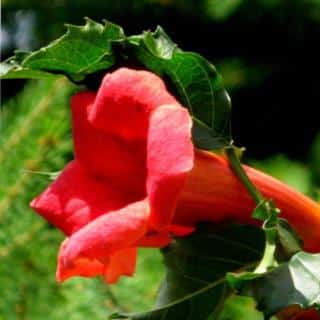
[1,1,320,319]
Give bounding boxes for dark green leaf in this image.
[245,252,320,316]
[192,119,231,150]
[111,223,264,320]
[1,18,125,81]
[129,27,232,149]
[224,199,281,288]
[227,218,303,291]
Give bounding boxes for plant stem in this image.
[225,147,264,206]
[254,231,278,273]
[225,146,279,273]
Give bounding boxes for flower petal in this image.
[70,91,146,194]
[168,224,195,236]
[89,68,177,140]
[57,247,138,284]
[147,104,194,230]
[104,247,137,284]
[138,232,172,247]
[30,160,128,235]
[56,200,149,282]
[176,150,256,226]
[56,239,105,282]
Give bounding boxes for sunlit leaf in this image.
[245,252,320,316]
[1,18,124,81]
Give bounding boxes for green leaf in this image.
[227,218,303,291]
[244,252,320,316]
[137,26,178,59]
[0,61,59,79]
[1,18,125,81]
[129,27,232,149]
[111,223,264,320]
[216,295,264,320]
[227,212,302,291]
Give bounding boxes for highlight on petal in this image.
[56,200,149,282]
[89,67,178,140]
[30,160,126,235]
[147,104,194,230]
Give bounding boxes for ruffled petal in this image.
[56,200,149,282]
[147,104,194,230]
[104,247,137,284]
[56,239,105,282]
[70,91,146,194]
[57,245,138,285]
[30,160,128,235]
[89,68,177,140]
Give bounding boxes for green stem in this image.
[225,146,278,273]
[225,147,264,205]
[254,231,278,274]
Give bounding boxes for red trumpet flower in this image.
[277,305,320,320]
[31,68,320,284]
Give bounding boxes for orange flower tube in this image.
[175,150,320,253]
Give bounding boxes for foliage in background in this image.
[0,79,163,319]
[249,155,314,196]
